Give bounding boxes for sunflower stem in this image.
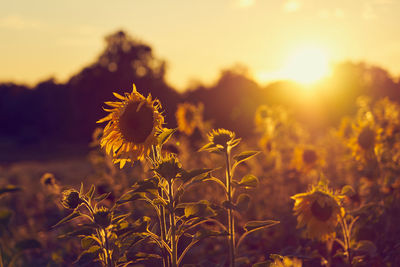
[153,145,170,267]
[168,181,178,267]
[340,215,352,265]
[225,147,235,267]
[103,227,113,267]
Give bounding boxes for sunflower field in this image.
[1,79,400,267]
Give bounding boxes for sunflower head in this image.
[93,207,112,228]
[302,149,318,165]
[97,84,165,168]
[153,154,182,182]
[291,147,323,173]
[41,173,56,187]
[61,189,82,210]
[291,185,344,241]
[200,128,240,152]
[176,102,203,135]
[357,127,375,150]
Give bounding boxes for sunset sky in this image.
[1,0,399,91]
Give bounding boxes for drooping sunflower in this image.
[97,84,164,168]
[291,185,344,241]
[175,102,203,135]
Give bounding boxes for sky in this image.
[1,0,400,91]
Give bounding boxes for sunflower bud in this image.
[61,189,82,209]
[93,207,112,228]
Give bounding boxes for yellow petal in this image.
[113,92,125,100]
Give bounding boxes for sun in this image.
[281,46,331,85]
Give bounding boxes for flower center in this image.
[119,101,154,143]
[311,200,333,221]
[185,109,195,123]
[302,149,317,164]
[357,127,375,150]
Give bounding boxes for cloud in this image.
[0,15,42,30]
[283,0,301,13]
[234,0,256,8]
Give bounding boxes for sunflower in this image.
[291,146,324,173]
[175,102,203,135]
[291,185,344,241]
[152,153,182,182]
[97,84,164,168]
[200,128,240,152]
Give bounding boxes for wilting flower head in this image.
[153,154,182,182]
[61,189,82,209]
[200,129,240,152]
[93,207,112,228]
[291,185,344,241]
[176,102,203,135]
[97,84,164,168]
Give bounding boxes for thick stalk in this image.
[159,188,169,267]
[225,148,235,267]
[153,146,169,267]
[103,228,113,267]
[168,181,178,267]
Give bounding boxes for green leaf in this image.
[244,220,280,232]
[0,209,13,226]
[0,185,22,196]
[355,240,377,256]
[15,239,41,251]
[74,245,101,266]
[81,236,98,250]
[79,182,84,195]
[117,192,146,205]
[94,192,110,203]
[198,142,217,152]
[132,217,151,233]
[238,175,259,188]
[157,128,177,145]
[86,184,96,200]
[180,168,214,183]
[58,227,95,239]
[194,229,228,241]
[132,179,158,195]
[52,211,81,228]
[233,151,259,165]
[236,194,251,212]
[203,176,227,191]
[184,200,216,218]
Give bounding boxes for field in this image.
[1,86,400,267]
